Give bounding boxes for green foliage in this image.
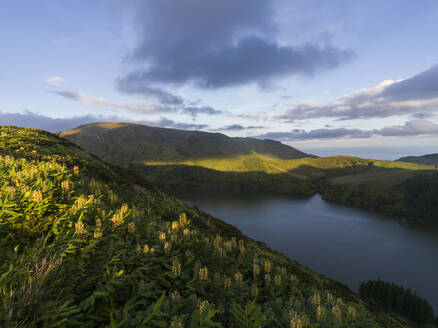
[229,301,267,328]
[0,126,417,327]
[359,280,436,326]
[322,170,438,224]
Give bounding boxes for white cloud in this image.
[53,90,172,114]
[46,76,65,87]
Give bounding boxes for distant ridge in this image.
[59,122,316,166]
[397,153,438,166]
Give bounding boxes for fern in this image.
[229,301,267,328]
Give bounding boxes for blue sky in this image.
[1,0,438,158]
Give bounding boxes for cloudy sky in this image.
[1,0,438,158]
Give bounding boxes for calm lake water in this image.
[183,194,438,313]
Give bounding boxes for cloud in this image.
[182,106,222,118]
[382,65,438,101]
[53,90,172,114]
[214,124,264,131]
[257,128,373,141]
[53,89,223,119]
[115,83,184,105]
[256,120,438,141]
[141,117,208,130]
[0,110,104,132]
[0,110,208,132]
[273,65,438,121]
[46,76,65,87]
[378,119,438,137]
[118,0,353,89]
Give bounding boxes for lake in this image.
[183,194,438,313]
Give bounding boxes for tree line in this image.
[359,279,436,326]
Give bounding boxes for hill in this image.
[397,153,438,166]
[58,122,315,166]
[321,167,438,224]
[0,126,423,327]
[59,122,438,223]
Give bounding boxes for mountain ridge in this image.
[58,122,316,166]
[397,153,438,166]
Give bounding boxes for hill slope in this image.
[397,153,438,166]
[59,122,315,166]
[0,126,420,327]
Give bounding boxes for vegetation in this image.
[58,122,314,166]
[0,126,417,327]
[134,164,317,198]
[59,122,438,224]
[322,170,438,224]
[397,154,438,166]
[359,280,436,326]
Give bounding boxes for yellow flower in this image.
[74,221,87,235]
[32,190,43,202]
[199,267,209,281]
[128,222,136,234]
[274,274,282,286]
[171,261,182,277]
[164,242,172,255]
[263,259,272,273]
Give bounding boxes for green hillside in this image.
[59,122,315,166]
[0,126,424,327]
[397,153,438,166]
[322,167,438,224]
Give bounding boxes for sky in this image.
[1,0,438,159]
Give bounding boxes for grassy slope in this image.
[59,122,315,165]
[0,126,418,327]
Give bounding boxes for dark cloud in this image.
[382,65,438,101]
[214,124,264,131]
[0,110,104,132]
[274,65,438,121]
[53,90,81,101]
[256,120,438,141]
[257,128,372,140]
[118,0,353,89]
[140,117,208,130]
[378,120,438,137]
[182,106,222,118]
